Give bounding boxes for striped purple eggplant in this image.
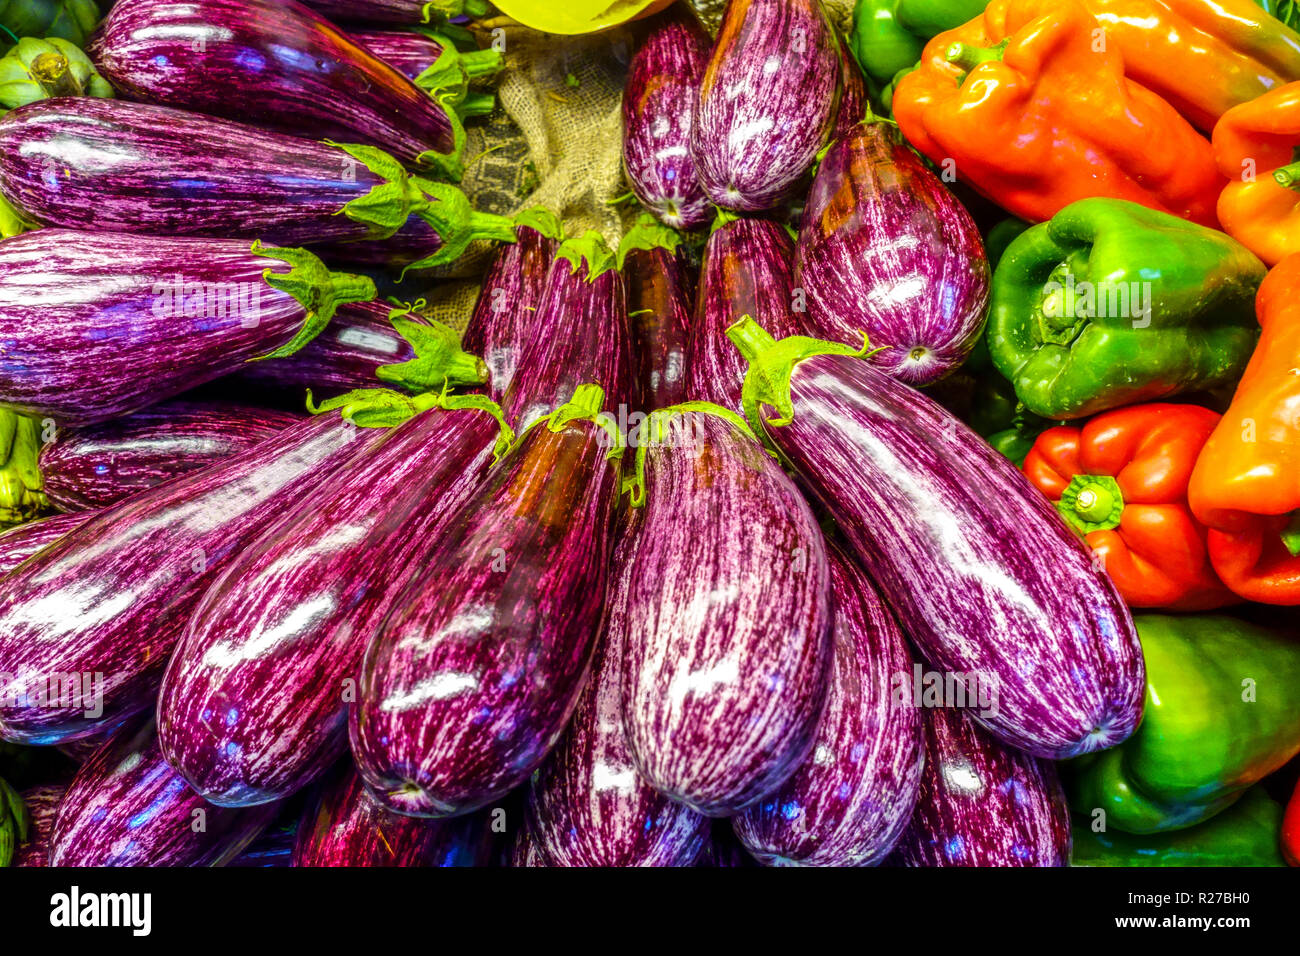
[89,0,467,177]
[684,216,804,411]
[732,541,922,866]
[524,534,710,866]
[158,398,508,807]
[692,0,841,211]
[510,828,544,867]
[0,99,515,270]
[620,216,696,413]
[621,405,832,816]
[51,718,279,867]
[794,120,990,386]
[460,209,563,403]
[39,402,299,513]
[347,29,500,116]
[727,322,1145,759]
[351,385,622,818]
[0,229,376,426]
[13,783,64,867]
[301,0,486,27]
[0,511,94,575]
[0,415,378,745]
[889,706,1071,867]
[622,7,710,230]
[293,764,494,867]
[833,33,867,141]
[500,232,633,431]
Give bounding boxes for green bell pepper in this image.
[849,0,988,86]
[0,408,47,527]
[0,775,28,867]
[1255,0,1300,31]
[1067,614,1300,835]
[0,0,101,53]
[986,198,1264,421]
[1071,786,1287,867]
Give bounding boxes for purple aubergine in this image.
[39,402,299,513]
[727,321,1146,759]
[621,405,832,816]
[0,414,378,745]
[500,232,633,431]
[347,29,501,102]
[158,401,506,807]
[351,385,622,818]
[293,764,494,867]
[88,0,465,176]
[0,99,514,269]
[460,209,564,403]
[0,229,375,426]
[833,35,868,141]
[684,216,804,411]
[692,0,841,211]
[732,541,922,866]
[13,783,64,867]
[620,216,696,413]
[524,535,710,867]
[510,829,544,867]
[228,823,298,868]
[889,706,1071,867]
[794,121,990,386]
[50,718,279,867]
[0,511,94,575]
[300,0,486,27]
[622,7,711,230]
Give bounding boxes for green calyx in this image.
[0,408,48,528]
[376,303,488,392]
[513,206,565,241]
[421,0,489,25]
[554,230,618,282]
[1281,511,1300,557]
[0,36,114,110]
[726,315,886,439]
[249,242,377,360]
[520,384,623,460]
[710,206,741,234]
[0,775,30,867]
[625,401,765,508]
[1057,474,1124,535]
[616,213,682,271]
[411,32,503,118]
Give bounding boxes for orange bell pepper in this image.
[892,0,1223,227]
[1212,80,1300,266]
[1023,403,1236,610]
[1188,253,1300,606]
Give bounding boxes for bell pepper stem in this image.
[1272,160,1300,190]
[945,39,1008,74]
[1282,511,1300,558]
[1056,475,1125,535]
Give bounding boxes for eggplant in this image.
[293,764,494,867]
[889,706,1071,867]
[89,0,467,177]
[621,405,832,816]
[351,385,622,817]
[159,397,509,806]
[732,541,922,866]
[300,0,486,27]
[0,99,516,270]
[460,209,563,403]
[228,823,298,868]
[510,828,544,867]
[524,536,710,867]
[727,321,1146,759]
[13,783,63,867]
[347,28,501,115]
[0,510,93,575]
[794,120,990,386]
[0,229,376,426]
[833,32,867,141]
[50,718,279,867]
[620,216,696,413]
[684,216,803,411]
[692,0,841,211]
[39,402,300,513]
[0,414,379,745]
[500,232,633,431]
[622,7,710,230]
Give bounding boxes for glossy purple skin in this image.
[757,353,1144,759]
[346,30,442,81]
[13,783,64,867]
[159,408,500,807]
[88,0,456,167]
[732,542,922,866]
[685,218,804,411]
[795,122,990,386]
[51,719,279,867]
[692,0,840,211]
[524,535,710,867]
[460,223,559,404]
[625,243,696,413]
[622,9,710,230]
[510,828,544,867]
[351,417,622,818]
[293,765,494,867]
[0,511,94,575]
[622,412,832,816]
[889,707,1071,867]
[0,415,377,745]
[500,258,632,431]
[0,229,360,427]
[300,0,433,26]
[40,402,299,513]
[833,37,867,141]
